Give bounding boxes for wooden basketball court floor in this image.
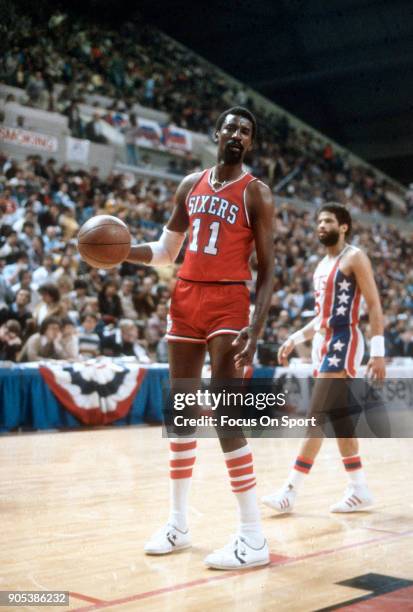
[1,428,412,611]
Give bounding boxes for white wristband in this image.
[290,330,306,346]
[370,335,385,357]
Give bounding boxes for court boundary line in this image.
[69,592,107,604]
[362,526,407,535]
[69,528,413,611]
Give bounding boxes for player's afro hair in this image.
[318,203,352,237]
[215,106,257,141]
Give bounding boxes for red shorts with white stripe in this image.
[166,278,250,344]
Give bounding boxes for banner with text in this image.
[0,126,58,152]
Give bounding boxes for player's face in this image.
[317,212,342,246]
[216,114,253,164]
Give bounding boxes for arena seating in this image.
[0,14,412,365]
[0,13,409,216]
[0,155,412,364]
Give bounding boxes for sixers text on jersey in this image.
[179,168,257,282]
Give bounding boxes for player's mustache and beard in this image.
[222,140,244,164]
[318,229,340,246]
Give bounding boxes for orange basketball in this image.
[77,215,131,269]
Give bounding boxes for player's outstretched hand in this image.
[232,327,257,369]
[277,338,295,367]
[365,356,386,380]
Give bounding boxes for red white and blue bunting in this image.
[39,359,146,425]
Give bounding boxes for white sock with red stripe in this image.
[224,444,264,546]
[168,438,197,531]
[286,455,314,490]
[342,454,366,487]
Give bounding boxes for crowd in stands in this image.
[0,153,177,363]
[0,154,412,366]
[0,13,409,216]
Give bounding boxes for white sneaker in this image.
[204,535,269,570]
[144,523,191,555]
[330,485,374,513]
[262,485,296,513]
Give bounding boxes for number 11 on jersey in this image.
[189,219,220,255]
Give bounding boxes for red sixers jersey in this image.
[179,168,257,281]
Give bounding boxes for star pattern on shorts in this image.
[333,339,345,352]
[338,279,351,292]
[327,355,341,367]
[336,305,348,316]
[338,292,350,304]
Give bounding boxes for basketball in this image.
[77,215,131,269]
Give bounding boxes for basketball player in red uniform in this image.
[126,107,274,569]
[262,204,386,514]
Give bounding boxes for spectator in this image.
[119,278,138,320]
[0,230,22,262]
[133,276,157,319]
[146,302,168,348]
[2,253,30,288]
[98,280,123,324]
[38,204,60,233]
[85,112,107,144]
[33,254,55,285]
[29,235,45,268]
[156,336,168,363]
[84,267,104,296]
[19,221,36,250]
[78,312,100,358]
[53,254,77,281]
[101,319,151,363]
[59,206,79,239]
[64,100,84,138]
[1,288,33,335]
[25,71,48,108]
[60,317,79,359]
[33,283,66,325]
[0,271,13,309]
[124,113,140,166]
[56,274,74,302]
[54,183,76,210]
[0,320,22,361]
[19,316,64,361]
[143,77,155,106]
[43,226,63,252]
[11,268,38,304]
[388,321,413,357]
[70,279,89,313]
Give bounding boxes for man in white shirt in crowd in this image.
[101,319,150,363]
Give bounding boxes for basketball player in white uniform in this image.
[263,204,386,513]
